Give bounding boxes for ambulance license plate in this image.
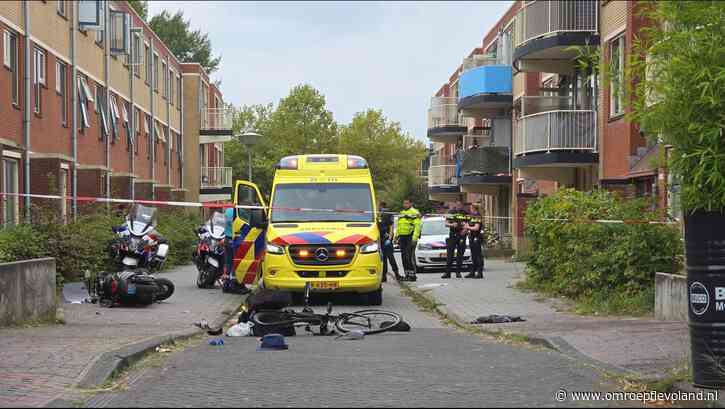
[312,281,339,290]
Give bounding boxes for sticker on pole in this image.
[690,282,710,316]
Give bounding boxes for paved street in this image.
[82,280,641,408]
[406,258,690,378]
[0,265,242,408]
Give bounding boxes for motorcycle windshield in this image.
[207,212,226,240]
[128,205,158,236]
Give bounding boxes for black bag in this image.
[251,319,296,337]
[245,289,292,313]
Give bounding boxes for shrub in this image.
[524,189,683,315]
[1,207,203,284]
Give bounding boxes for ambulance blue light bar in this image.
[277,156,299,170]
[347,156,368,169]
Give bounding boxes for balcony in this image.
[427,97,467,144]
[427,152,461,199]
[458,55,513,118]
[513,0,599,74]
[201,167,233,189]
[460,146,512,189]
[200,108,234,143]
[513,96,597,168]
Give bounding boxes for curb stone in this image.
[44,297,245,408]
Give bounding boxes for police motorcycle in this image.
[193,211,227,289]
[86,204,175,307]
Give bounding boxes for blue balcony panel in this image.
[458,66,513,115]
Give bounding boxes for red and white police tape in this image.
[0,192,679,225]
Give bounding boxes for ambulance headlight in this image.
[360,242,379,254]
[267,243,285,255]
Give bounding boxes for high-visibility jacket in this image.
[396,207,421,241]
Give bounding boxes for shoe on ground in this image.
[441,273,451,279]
[464,273,476,279]
[456,274,462,279]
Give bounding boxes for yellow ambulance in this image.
[233,154,384,305]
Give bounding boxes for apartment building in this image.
[425,0,669,250]
[0,1,233,226]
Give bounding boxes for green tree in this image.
[149,10,221,74]
[127,0,148,21]
[224,104,273,190]
[250,85,339,195]
[380,172,435,214]
[629,1,725,212]
[338,109,427,194]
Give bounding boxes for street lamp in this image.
[238,130,262,183]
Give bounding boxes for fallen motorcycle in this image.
[193,211,227,289]
[86,204,175,307]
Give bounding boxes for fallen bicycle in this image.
[247,283,405,337]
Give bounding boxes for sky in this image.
[148,1,514,143]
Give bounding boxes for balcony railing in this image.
[427,97,467,129]
[428,165,457,188]
[461,147,510,177]
[462,54,498,71]
[201,167,232,188]
[200,108,234,133]
[514,0,598,48]
[514,97,596,156]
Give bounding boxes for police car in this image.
[413,216,471,273]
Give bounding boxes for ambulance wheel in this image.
[364,288,383,306]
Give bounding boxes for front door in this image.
[2,158,19,226]
[232,181,267,285]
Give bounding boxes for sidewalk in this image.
[0,265,242,408]
[404,259,689,379]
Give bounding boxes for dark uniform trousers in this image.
[445,235,467,275]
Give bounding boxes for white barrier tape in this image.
[0,192,680,225]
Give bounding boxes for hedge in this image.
[523,189,683,314]
[0,206,204,286]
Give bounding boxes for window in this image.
[153,53,159,92]
[57,0,66,17]
[56,61,67,125]
[145,114,152,159]
[134,108,140,154]
[77,75,91,129]
[33,48,46,114]
[176,75,181,108]
[161,61,167,98]
[2,158,19,227]
[109,94,120,140]
[609,34,625,117]
[145,43,151,84]
[96,85,109,139]
[168,68,174,104]
[132,33,141,77]
[4,30,19,105]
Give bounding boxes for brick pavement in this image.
[0,265,242,408]
[406,259,690,379]
[85,282,642,408]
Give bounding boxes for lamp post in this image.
[239,130,261,182]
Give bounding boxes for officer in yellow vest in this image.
[395,199,422,282]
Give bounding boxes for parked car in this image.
[414,216,471,273]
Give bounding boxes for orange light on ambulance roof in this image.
[336,250,347,258]
[299,250,310,257]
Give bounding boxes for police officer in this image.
[378,201,400,282]
[465,204,484,279]
[442,200,468,279]
[395,199,421,282]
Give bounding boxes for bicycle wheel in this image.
[251,310,298,327]
[334,310,402,335]
[251,311,323,328]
